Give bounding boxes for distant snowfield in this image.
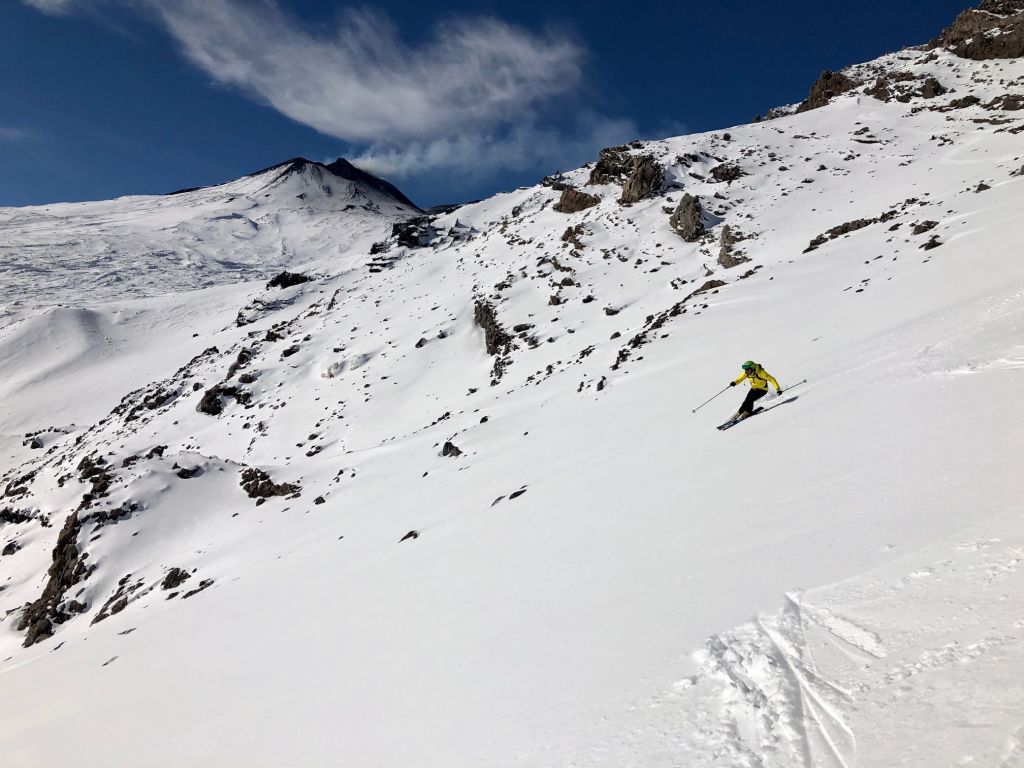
[0,47,1022,768]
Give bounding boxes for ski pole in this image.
[778,379,808,395]
[692,385,731,413]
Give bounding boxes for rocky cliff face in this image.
[931,0,1024,59]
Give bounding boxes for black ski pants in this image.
[739,388,768,415]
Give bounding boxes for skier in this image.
[729,360,782,420]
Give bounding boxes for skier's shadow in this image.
[763,394,800,412]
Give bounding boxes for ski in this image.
[716,380,809,431]
[717,406,763,431]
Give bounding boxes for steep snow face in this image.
[1,48,1023,768]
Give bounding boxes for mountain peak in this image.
[245,156,419,211]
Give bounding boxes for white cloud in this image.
[146,0,584,144]
[24,0,645,179]
[352,114,640,180]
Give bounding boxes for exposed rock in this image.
[266,271,311,290]
[949,95,982,109]
[473,299,512,356]
[16,512,91,646]
[865,77,894,102]
[240,468,300,499]
[161,567,191,590]
[399,530,420,542]
[913,220,939,235]
[718,225,751,269]
[619,156,665,204]
[587,145,632,185]
[689,279,727,297]
[930,1,1024,59]
[0,508,33,525]
[225,348,254,379]
[561,224,586,249]
[921,235,943,250]
[796,70,860,113]
[918,77,947,99]
[197,384,250,416]
[709,163,746,184]
[553,186,601,214]
[440,441,462,458]
[391,217,436,248]
[84,501,138,528]
[2,540,20,556]
[182,579,214,599]
[986,93,1024,110]
[76,455,112,509]
[804,218,877,252]
[669,194,706,242]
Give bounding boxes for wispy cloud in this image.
[150,0,584,145]
[352,114,639,180]
[24,0,641,181]
[22,0,78,12]
[0,127,31,142]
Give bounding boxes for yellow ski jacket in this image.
[734,364,780,391]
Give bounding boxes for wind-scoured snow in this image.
[0,44,1022,768]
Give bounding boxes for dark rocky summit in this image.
[931,0,1024,59]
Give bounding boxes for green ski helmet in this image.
[741,360,756,371]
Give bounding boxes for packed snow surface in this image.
[1,48,1022,767]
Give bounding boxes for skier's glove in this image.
[729,381,737,387]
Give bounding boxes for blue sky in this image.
[2,0,968,208]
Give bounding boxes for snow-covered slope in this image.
[2,18,1023,768]
[0,156,417,317]
[0,157,418,462]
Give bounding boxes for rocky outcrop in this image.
[161,567,191,590]
[473,298,514,384]
[930,0,1024,59]
[392,217,437,248]
[473,299,512,356]
[588,145,633,185]
[804,215,893,253]
[619,156,665,204]
[710,163,746,184]
[266,271,311,290]
[718,225,751,269]
[669,195,706,242]
[240,468,300,500]
[197,384,251,416]
[553,186,601,214]
[796,70,860,113]
[919,77,947,99]
[16,512,91,646]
